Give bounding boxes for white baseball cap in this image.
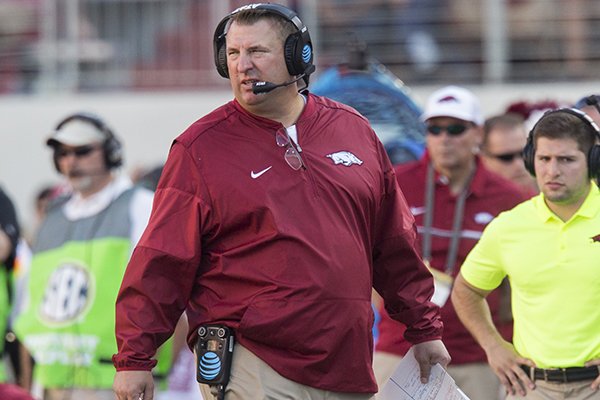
[46,120,105,147]
[422,85,484,126]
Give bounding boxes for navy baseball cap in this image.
[574,94,600,110]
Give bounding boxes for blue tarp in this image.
[311,62,425,165]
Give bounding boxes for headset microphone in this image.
[252,65,316,95]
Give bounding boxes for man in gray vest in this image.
[14,113,157,400]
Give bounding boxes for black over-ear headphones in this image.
[51,112,123,172]
[213,3,314,79]
[523,107,600,178]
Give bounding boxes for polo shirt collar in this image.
[534,181,600,222]
[420,152,487,197]
[576,181,600,219]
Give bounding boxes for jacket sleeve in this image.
[371,142,443,345]
[113,142,208,370]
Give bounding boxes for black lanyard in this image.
[422,162,473,274]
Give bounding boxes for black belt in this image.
[521,365,600,383]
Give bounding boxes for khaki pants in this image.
[372,351,403,389]
[447,362,503,400]
[200,344,375,400]
[43,388,115,400]
[373,352,502,400]
[506,379,600,399]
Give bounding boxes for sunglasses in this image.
[488,151,523,163]
[426,124,470,136]
[275,128,305,170]
[55,145,99,159]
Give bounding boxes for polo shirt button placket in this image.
[559,231,566,250]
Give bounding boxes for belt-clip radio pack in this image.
[195,325,234,391]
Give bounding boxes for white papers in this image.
[424,261,454,307]
[378,347,470,400]
[430,273,453,307]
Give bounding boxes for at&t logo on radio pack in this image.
[195,325,234,385]
[199,351,222,381]
[40,263,94,325]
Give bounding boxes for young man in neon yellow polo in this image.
[13,113,159,400]
[452,108,600,399]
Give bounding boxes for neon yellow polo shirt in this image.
[461,182,600,368]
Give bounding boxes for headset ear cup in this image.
[104,136,123,169]
[213,15,230,79]
[588,144,600,179]
[284,32,313,77]
[284,34,302,76]
[523,135,536,176]
[216,42,229,78]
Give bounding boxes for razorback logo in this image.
[438,95,458,103]
[326,151,363,167]
[591,234,600,243]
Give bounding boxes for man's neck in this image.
[77,174,113,199]
[545,185,590,222]
[253,91,306,127]
[436,159,476,195]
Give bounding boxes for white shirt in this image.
[63,174,153,248]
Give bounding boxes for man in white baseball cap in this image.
[374,86,529,399]
[45,113,121,196]
[421,85,484,126]
[46,119,107,148]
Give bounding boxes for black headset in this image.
[51,112,123,172]
[213,3,314,80]
[523,107,600,178]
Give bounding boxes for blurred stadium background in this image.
[2,0,599,92]
[1,0,599,230]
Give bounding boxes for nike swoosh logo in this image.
[251,166,272,179]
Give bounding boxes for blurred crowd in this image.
[1,0,600,93]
